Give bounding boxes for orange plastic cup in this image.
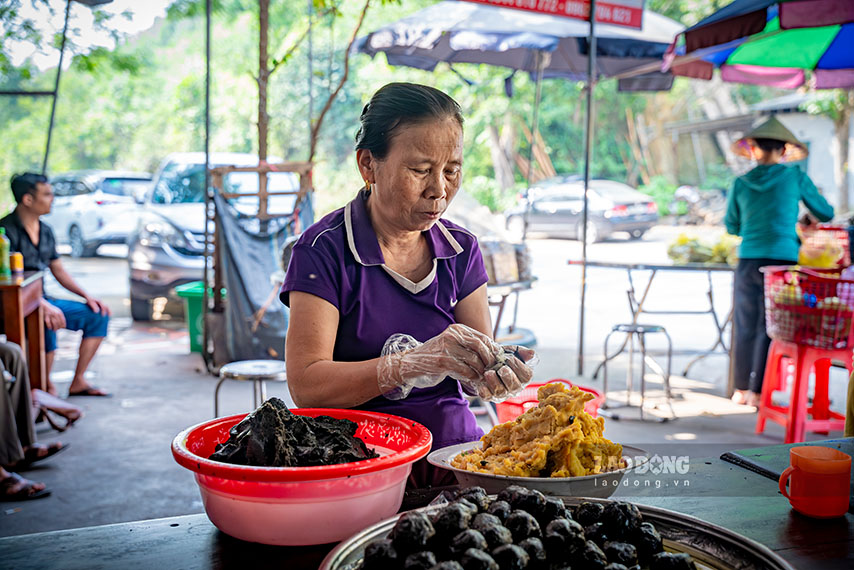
[778,446,851,518]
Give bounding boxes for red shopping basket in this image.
[495,380,605,424]
[798,224,850,268]
[762,266,854,350]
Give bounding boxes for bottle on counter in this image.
[0,228,11,278]
[10,252,23,276]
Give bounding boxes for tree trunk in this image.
[488,124,515,191]
[258,0,269,162]
[836,91,853,213]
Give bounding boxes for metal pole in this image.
[307,0,313,151]
[202,0,212,370]
[521,51,545,242]
[42,0,72,175]
[577,0,597,376]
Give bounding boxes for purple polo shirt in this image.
[280,189,488,449]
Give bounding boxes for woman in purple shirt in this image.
[281,83,535,488]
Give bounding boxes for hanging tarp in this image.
[212,192,313,361]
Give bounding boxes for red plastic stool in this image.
[756,339,850,443]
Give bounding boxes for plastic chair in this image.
[214,360,287,417]
[601,323,675,422]
[757,339,850,443]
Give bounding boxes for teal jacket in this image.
[724,164,834,261]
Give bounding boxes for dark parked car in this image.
[504,178,659,242]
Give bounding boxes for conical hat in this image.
[732,116,808,162]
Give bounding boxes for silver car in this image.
[127,152,299,321]
[45,170,152,257]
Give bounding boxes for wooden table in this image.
[0,271,46,391]
[1,440,851,569]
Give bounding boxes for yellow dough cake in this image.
[451,382,624,477]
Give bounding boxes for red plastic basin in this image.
[171,408,432,545]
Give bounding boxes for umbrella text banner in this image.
[463,0,645,29]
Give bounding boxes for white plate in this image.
[427,441,649,498]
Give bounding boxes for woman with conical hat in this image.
[725,116,834,408]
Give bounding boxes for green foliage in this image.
[464,175,518,214]
[639,175,678,215]
[700,163,734,192]
[800,90,852,122]
[0,0,766,219]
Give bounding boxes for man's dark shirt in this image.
[0,210,59,271]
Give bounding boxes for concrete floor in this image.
[2,317,845,540]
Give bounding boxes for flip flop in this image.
[23,442,68,466]
[68,386,111,397]
[0,473,51,502]
[5,443,69,470]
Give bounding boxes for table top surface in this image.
[569,259,735,272]
[1,440,851,570]
[0,270,43,288]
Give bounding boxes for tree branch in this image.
[309,0,370,162]
[269,7,335,77]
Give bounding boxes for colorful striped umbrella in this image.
[664,0,854,89]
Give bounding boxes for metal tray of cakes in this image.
[320,496,793,570]
[427,441,650,498]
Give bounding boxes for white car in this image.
[45,170,152,257]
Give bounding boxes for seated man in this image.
[1,173,112,396]
[1,342,66,501]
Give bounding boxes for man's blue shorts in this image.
[44,298,109,353]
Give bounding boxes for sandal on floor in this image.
[35,406,82,433]
[0,472,51,502]
[6,442,69,470]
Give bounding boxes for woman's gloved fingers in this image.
[496,365,523,397]
[504,345,539,367]
[454,326,503,369]
[503,354,534,386]
[480,369,509,400]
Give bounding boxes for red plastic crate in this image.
[763,266,854,350]
[495,380,605,424]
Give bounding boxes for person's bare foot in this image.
[731,390,749,405]
[0,468,50,501]
[45,381,58,397]
[744,391,760,407]
[68,384,110,397]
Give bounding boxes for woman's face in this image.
[358,117,463,234]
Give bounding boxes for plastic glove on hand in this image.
[377,324,500,400]
[472,345,537,402]
[376,324,537,402]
